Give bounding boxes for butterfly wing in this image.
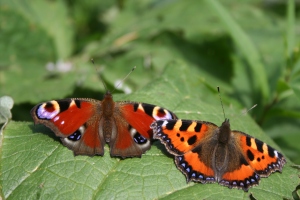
[31,98,105,156]
[151,119,219,183]
[235,131,286,176]
[219,130,286,191]
[109,102,177,158]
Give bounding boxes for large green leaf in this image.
[0,0,76,104]
[83,0,290,114]
[205,0,269,103]
[0,0,74,60]
[1,62,298,199]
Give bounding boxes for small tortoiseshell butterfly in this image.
[151,117,286,191]
[31,83,177,158]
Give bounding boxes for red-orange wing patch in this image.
[175,152,216,183]
[119,102,177,139]
[152,119,217,155]
[110,102,177,158]
[31,100,95,137]
[218,131,286,191]
[109,116,146,158]
[236,131,286,176]
[62,119,105,156]
[220,161,260,191]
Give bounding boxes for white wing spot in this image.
[274,150,278,158]
[162,120,168,127]
[53,116,59,122]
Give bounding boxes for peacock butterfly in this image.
[31,73,177,158]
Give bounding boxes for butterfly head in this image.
[221,118,230,127]
[218,118,231,144]
[105,90,112,96]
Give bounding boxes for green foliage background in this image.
[0,0,300,199]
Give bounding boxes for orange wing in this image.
[236,131,286,176]
[220,131,286,191]
[152,119,218,155]
[152,119,219,183]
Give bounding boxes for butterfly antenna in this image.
[241,104,257,116]
[217,86,226,120]
[111,66,136,93]
[91,58,108,91]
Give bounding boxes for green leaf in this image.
[84,0,226,56]
[286,0,295,59]
[1,62,298,199]
[0,4,55,66]
[290,73,300,101]
[205,0,270,103]
[1,0,74,60]
[0,62,81,104]
[0,0,76,104]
